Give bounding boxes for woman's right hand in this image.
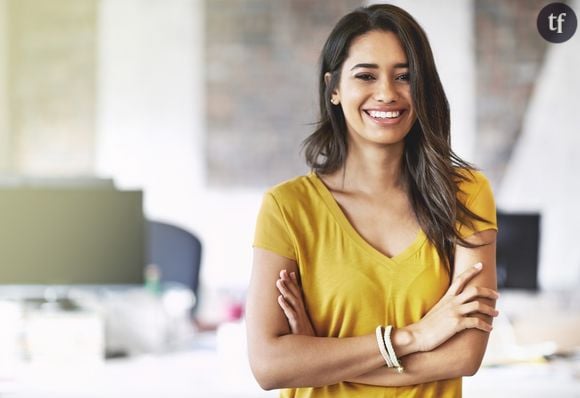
[276,269,316,337]
[408,262,500,353]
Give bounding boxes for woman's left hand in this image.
[276,269,316,336]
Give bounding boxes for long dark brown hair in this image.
[303,4,490,273]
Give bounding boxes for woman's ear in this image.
[324,72,340,105]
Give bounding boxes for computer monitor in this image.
[0,187,145,285]
[496,211,541,291]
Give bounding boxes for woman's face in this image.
[331,30,417,148]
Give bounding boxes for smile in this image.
[363,109,406,124]
[366,110,401,119]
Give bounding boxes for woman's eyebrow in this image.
[350,62,409,71]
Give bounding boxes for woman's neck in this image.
[334,142,406,196]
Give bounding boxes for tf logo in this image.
[537,2,577,43]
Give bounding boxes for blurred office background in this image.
[0,0,579,396]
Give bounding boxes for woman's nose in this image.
[374,79,398,103]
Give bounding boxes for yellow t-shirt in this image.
[253,169,497,398]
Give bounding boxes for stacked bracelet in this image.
[375,325,393,367]
[375,324,404,373]
[383,325,404,373]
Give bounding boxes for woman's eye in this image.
[355,73,375,81]
[396,73,410,82]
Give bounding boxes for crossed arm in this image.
[246,230,498,390]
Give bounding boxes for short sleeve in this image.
[457,172,498,238]
[253,192,297,260]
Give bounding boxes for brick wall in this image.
[205,0,361,187]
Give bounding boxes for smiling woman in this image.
[246,4,498,398]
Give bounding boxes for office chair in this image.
[496,211,541,291]
[146,221,203,311]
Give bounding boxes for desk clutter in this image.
[0,182,205,380]
[483,289,580,366]
[0,285,196,376]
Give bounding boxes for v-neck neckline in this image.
[308,171,427,265]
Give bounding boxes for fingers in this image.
[276,270,304,310]
[276,270,316,337]
[276,278,299,308]
[289,270,298,283]
[280,270,302,298]
[461,316,494,333]
[456,285,500,304]
[277,294,297,320]
[459,301,499,317]
[446,262,483,296]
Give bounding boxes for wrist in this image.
[391,325,421,357]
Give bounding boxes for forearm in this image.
[249,333,384,389]
[262,258,497,389]
[348,328,491,387]
[347,235,498,387]
[249,249,391,390]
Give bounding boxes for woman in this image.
[246,4,498,397]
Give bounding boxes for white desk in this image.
[3,288,580,397]
[3,350,579,397]
[2,348,274,398]
[465,359,580,397]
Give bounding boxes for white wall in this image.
[96,0,263,308]
[96,0,202,204]
[497,0,580,290]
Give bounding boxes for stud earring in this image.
[331,98,339,105]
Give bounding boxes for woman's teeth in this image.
[367,110,401,119]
